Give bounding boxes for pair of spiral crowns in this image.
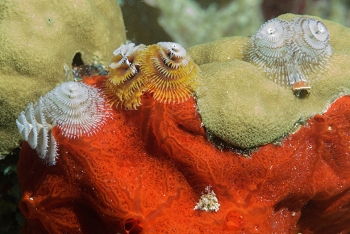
[104,42,199,110]
[246,16,332,95]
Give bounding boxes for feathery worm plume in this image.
[104,43,147,110]
[246,17,332,96]
[141,42,199,104]
[16,81,111,165]
[105,42,199,109]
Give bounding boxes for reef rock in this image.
[0,0,126,158]
[189,14,350,148]
[17,76,350,233]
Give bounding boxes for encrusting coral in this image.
[190,13,350,149]
[0,0,126,158]
[14,12,350,234]
[17,75,350,233]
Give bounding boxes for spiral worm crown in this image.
[43,82,110,139]
[105,43,147,110]
[16,97,57,165]
[16,81,111,165]
[292,18,331,75]
[248,18,293,86]
[141,42,198,104]
[105,42,199,109]
[246,16,332,92]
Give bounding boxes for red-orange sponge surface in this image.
[17,76,350,233]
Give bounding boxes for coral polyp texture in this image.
[16,81,111,165]
[17,76,350,233]
[104,42,199,109]
[189,14,350,149]
[0,0,126,158]
[246,16,332,94]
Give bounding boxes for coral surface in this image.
[190,14,350,148]
[0,0,126,158]
[17,76,350,233]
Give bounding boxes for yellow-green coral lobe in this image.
[192,14,350,149]
[0,0,126,157]
[188,36,248,65]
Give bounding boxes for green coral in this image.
[190,14,350,149]
[0,0,126,158]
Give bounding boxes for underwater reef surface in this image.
[11,7,350,233]
[0,0,348,233]
[17,75,350,233]
[191,13,350,149]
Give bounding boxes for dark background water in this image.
[121,0,350,47]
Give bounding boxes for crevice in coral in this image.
[72,52,84,66]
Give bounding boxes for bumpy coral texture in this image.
[18,76,350,233]
[190,14,350,149]
[0,0,126,158]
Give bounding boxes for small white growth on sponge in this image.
[194,185,220,212]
